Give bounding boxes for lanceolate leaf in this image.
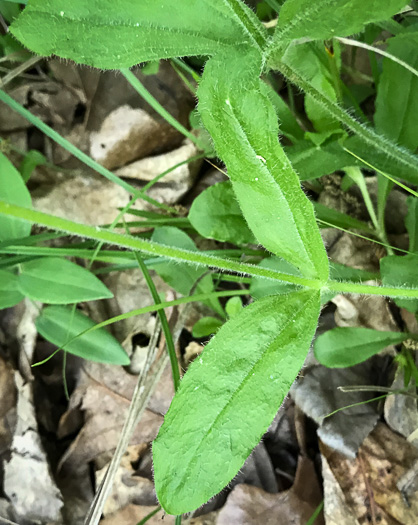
[271,0,407,48]
[315,327,410,368]
[0,270,24,309]
[36,306,130,365]
[19,257,113,304]
[0,152,32,242]
[375,33,418,152]
[198,48,329,281]
[11,0,260,69]
[153,290,321,514]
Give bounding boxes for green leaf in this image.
[36,305,130,365]
[314,326,410,368]
[188,181,255,245]
[406,196,418,253]
[198,48,329,281]
[285,138,353,181]
[11,0,258,69]
[19,149,47,183]
[283,42,340,133]
[0,1,20,23]
[19,257,113,304]
[0,269,24,309]
[314,202,374,233]
[263,84,304,142]
[0,152,32,242]
[192,316,223,338]
[271,0,407,47]
[225,296,242,318]
[153,289,321,514]
[375,33,418,152]
[380,255,418,314]
[150,227,223,316]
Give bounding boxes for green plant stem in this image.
[344,167,379,231]
[275,61,418,184]
[2,200,418,298]
[137,507,162,525]
[0,200,324,288]
[306,500,324,525]
[125,220,180,392]
[337,37,418,80]
[343,147,418,198]
[119,69,204,150]
[175,516,182,525]
[33,290,249,365]
[317,219,411,256]
[223,0,268,50]
[0,89,176,213]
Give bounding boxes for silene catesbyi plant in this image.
[1,0,418,517]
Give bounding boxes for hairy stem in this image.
[223,0,268,50]
[274,60,418,185]
[2,201,418,299]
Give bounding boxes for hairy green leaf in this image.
[19,257,113,304]
[272,0,407,48]
[198,48,329,281]
[11,0,259,69]
[188,181,255,245]
[381,255,418,314]
[0,152,32,242]
[406,196,418,253]
[375,33,418,152]
[286,138,353,180]
[0,269,24,309]
[284,42,340,133]
[315,326,410,368]
[153,289,321,514]
[36,306,130,365]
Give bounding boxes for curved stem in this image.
[223,0,268,50]
[274,60,418,185]
[337,37,418,80]
[2,200,418,299]
[0,200,323,288]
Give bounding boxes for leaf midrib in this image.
[172,291,316,495]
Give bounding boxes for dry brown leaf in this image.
[321,423,418,524]
[100,504,175,525]
[216,456,324,525]
[96,444,156,516]
[0,356,17,456]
